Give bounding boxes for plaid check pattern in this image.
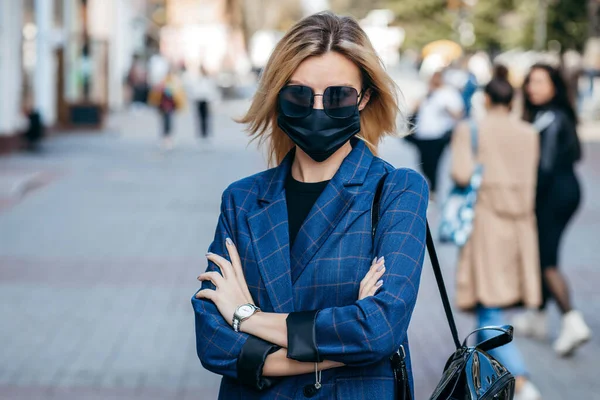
[192,139,429,399]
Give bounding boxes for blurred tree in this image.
[385,0,455,50]
[330,0,384,19]
[385,0,588,52]
[385,0,520,51]
[547,0,588,51]
[591,0,600,38]
[470,0,518,51]
[233,0,303,51]
[501,0,588,52]
[233,0,588,54]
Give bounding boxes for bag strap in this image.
[372,174,462,350]
[425,221,462,350]
[463,325,514,352]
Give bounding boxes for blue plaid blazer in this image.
[192,139,429,399]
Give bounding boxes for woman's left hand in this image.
[358,256,385,300]
[195,238,254,326]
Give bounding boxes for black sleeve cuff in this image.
[237,336,281,391]
[286,310,322,362]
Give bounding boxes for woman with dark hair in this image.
[451,64,542,400]
[513,63,592,357]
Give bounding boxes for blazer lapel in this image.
[290,139,374,284]
[247,153,295,313]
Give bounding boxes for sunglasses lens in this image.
[279,86,312,118]
[323,86,359,118]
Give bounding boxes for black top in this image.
[235,172,330,390]
[535,108,581,198]
[235,169,329,389]
[285,171,330,247]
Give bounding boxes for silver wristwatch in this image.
[232,303,260,332]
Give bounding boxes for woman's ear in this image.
[358,88,372,111]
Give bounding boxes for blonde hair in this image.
[238,12,401,166]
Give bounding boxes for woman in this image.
[452,66,542,400]
[191,12,428,399]
[513,64,592,356]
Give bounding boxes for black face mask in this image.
[277,109,361,163]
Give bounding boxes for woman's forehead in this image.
[530,68,550,80]
[289,52,362,89]
[288,78,356,87]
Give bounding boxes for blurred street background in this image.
[1,0,599,399]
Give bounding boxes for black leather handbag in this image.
[372,174,516,400]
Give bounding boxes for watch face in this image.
[237,305,254,318]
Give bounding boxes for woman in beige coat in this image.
[451,66,542,400]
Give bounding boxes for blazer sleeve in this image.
[192,189,280,389]
[286,169,429,366]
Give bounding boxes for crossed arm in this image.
[195,240,387,377]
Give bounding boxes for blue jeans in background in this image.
[476,306,528,377]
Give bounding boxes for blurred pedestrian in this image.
[126,54,148,110]
[451,65,542,400]
[149,70,186,150]
[183,65,219,141]
[411,70,464,201]
[513,64,592,357]
[23,107,44,152]
[445,56,479,118]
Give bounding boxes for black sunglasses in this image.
[278,85,363,119]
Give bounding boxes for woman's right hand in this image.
[358,256,385,300]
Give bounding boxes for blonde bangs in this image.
[238,12,402,166]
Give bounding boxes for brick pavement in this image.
[0,100,598,400]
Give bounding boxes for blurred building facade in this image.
[0,0,143,154]
[161,0,249,74]
[0,0,25,153]
[1,0,307,155]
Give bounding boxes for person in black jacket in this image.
[513,63,592,357]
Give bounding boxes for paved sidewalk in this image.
[0,101,598,400]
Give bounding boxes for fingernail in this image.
[372,257,377,264]
[377,264,385,272]
[376,280,383,287]
[377,256,385,264]
[205,252,213,257]
[197,276,201,280]
[226,238,233,246]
